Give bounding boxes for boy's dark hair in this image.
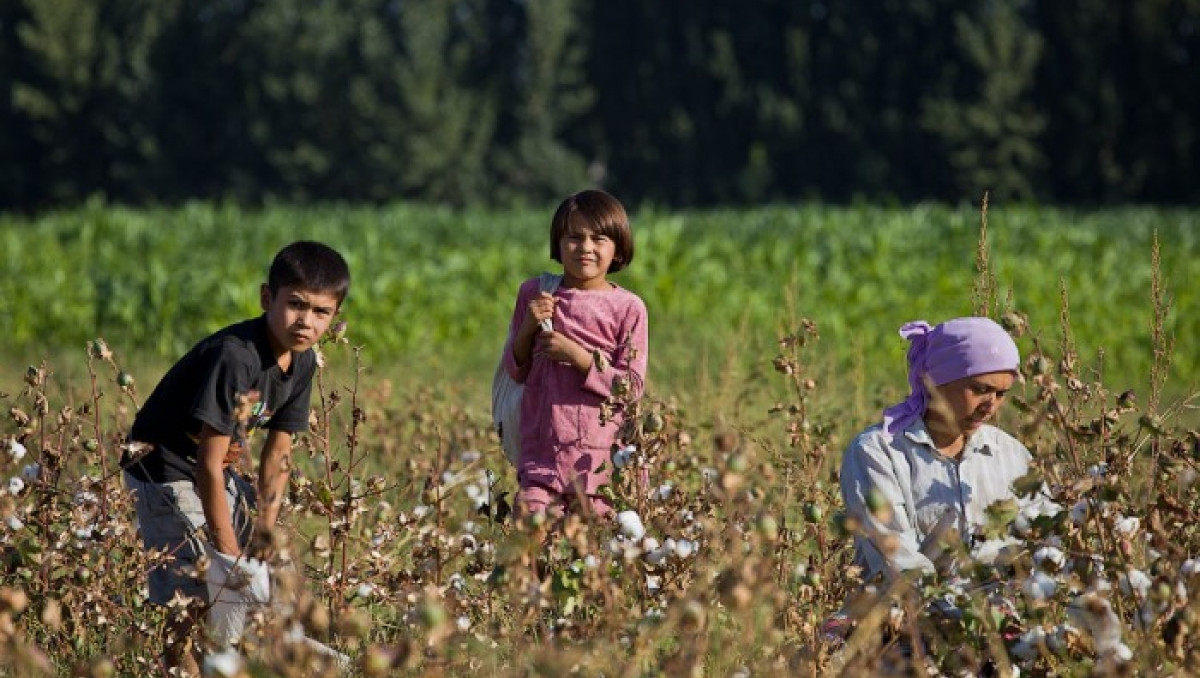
[550,190,634,274]
[268,241,351,304]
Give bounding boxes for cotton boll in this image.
[1010,627,1046,660]
[971,537,1020,565]
[6,477,24,496]
[617,511,645,541]
[1181,559,1200,577]
[1023,571,1058,601]
[673,539,696,559]
[465,483,484,508]
[203,648,245,677]
[1111,643,1133,662]
[6,439,26,462]
[644,548,668,567]
[1067,594,1123,656]
[1033,546,1067,572]
[612,445,635,470]
[1120,569,1152,598]
[1014,497,1064,535]
[1113,516,1140,537]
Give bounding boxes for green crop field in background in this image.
[1,201,1196,418]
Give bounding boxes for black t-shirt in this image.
[122,316,316,483]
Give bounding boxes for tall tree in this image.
[921,1,1046,202]
[0,0,40,209]
[391,0,497,205]
[14,0,171,204]
[490,0,592,203]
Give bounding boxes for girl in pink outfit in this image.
[502,190,649,519]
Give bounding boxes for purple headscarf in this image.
[882,317,1021,435]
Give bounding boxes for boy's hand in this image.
[535,332,593,373]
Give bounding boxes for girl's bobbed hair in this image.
[550,190,634,274]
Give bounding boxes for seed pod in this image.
[1139,414,1165,435]
[756,513,779,541]
[117,372,135,388]
[803,502,824,523]
[679,599,707,631]
[643,412,665,434]
[865,488,892,522]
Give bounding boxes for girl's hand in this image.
[536,332,593,373]
[523,291,556,332]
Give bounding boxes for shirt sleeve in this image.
[581,295,648,400]
[267,354,315,432]
[840,430,937,579]
[190,344,256,437]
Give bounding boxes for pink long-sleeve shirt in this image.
[503,277,649,496]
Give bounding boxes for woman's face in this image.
[927,370,1016,437]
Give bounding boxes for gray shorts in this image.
[125,470,256,605]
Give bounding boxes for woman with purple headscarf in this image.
[839,317,1031,581]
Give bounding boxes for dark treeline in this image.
[2,0,1197,211]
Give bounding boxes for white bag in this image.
[492,273,562,466]
[206,550,351,672]
[206,549,271,647]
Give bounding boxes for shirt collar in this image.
[901,419,995,457]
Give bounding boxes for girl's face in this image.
[926,370,1015,438]
[559,225,616,289]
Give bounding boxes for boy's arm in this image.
[195,424,241,556]
[255,429,294,531]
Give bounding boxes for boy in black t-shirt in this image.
[121,240,349,674]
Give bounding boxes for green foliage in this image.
[3,0,1199,208]
[1,203,1196,400]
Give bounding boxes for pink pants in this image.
[516,481,613,520]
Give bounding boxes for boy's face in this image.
[260,284,340,355]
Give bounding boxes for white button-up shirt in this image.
[839,420,1032,581]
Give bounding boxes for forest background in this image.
[2,0,1198,211]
